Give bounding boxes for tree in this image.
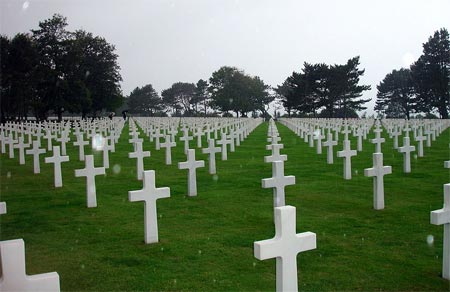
[65,30,123,117]
[280,58,370,118]
[274,79,294,117]
[0,35,11,123]
[375,68,415,119]
[32,14,72,121]
[332,56,371,118]
[209,66,240,114]
[127,84,162,116]
[194,79,209,116]
[208,66,271,117]
[411,28,450,118]
[162,82,196,115]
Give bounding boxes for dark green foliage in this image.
[0,14,122,122]
[0,33,38,121]
[410,28,450,119]
[280,57,371,118]
[375,68,415,119]
[127,84,163,116]
[192,79,210,116]
[161,82,197,115]
[208,66,272,117]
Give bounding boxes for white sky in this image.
[1,0,449,115]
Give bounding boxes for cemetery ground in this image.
[1,120,450,291]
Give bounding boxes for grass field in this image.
[1,119,450,291]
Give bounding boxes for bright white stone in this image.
[129,170,170,244]
[0,201,6,214]
[337,140,357,180]
[26,140,46,174]
[128,141,151,180]
[398,136,415,173]
[254,206,316,292]
[262,161,295,207]
[178,149,205,196]
[45,146,69,187]
[202,139,221,174]
[73,134,89,161]
[265,144,287,163]
[160,135,176,165]
[322,132,337,164]
[364,153,392,210]
[75,155,105,208]
[0,239,60,292]
[431,184,450,280]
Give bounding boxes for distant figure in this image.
[108,112,115,120]
[122,110,128,121]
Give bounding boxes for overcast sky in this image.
[1,0,449,115]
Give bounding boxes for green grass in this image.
[1,119,450,291]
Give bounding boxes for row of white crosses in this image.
[255,119,316,292]
[279,117,450,282]
[1,118,125,211]
[125,117,262,245]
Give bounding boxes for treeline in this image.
[0,14,122,122]
[127,66,273,118]
[375,28,450,119]
[275,56,371,118]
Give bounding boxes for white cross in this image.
[216,133,230,161]
[102,137,113,169]
[128,170,170,244]
[262,161,295,207]
[0,239,60,291]
[370,128,385,153]
[180,128,193,154]
[322,132,337,164]
[398,136,415,173]
[160,135,176,165]
[56,133,70,155]
[194,127,204,148]
[254,205,316,292]
[431,184,450,280]
[6,133,17,159]
[227,132,235,152]
[14,136,29,165]
[128,141,151,180]
[267,134,281,145]
[74,155,105,208]
[264,144,287,163]
[337,140,357,180]
[73,133,89,161]
[202,139,221,174]
[341,123,351,140]
[153,129,164,150]
[0,201,6,214]
[178,149,205,196]
[0,130,7,154]
[403,123,411,137]
[313,130,324,154]
[391,127,401,149]
[355,128,364,152]
[415,128,426,157]
[128,132,143,150]
[364,153,392,210]
[26,140,46,174]
[44,130,55,151]
[45,146,69,187]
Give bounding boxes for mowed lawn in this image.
[1,119,450,291]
